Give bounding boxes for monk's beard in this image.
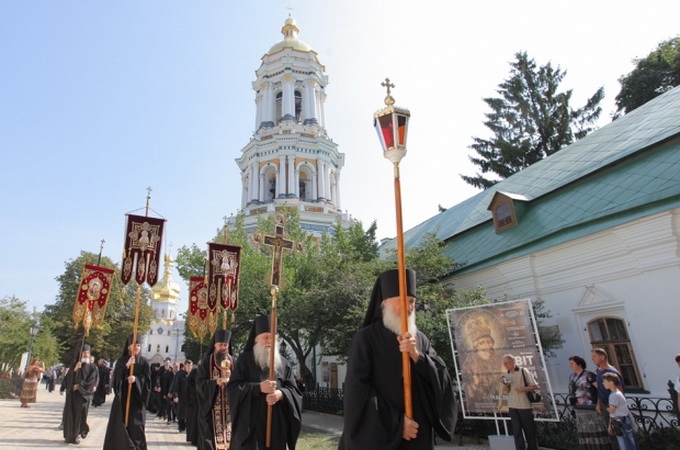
[253,342,282,371]
[382,304,417,336]
[215,348,228,365]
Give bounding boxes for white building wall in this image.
[448,208,680,397]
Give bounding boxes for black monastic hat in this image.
[244,314,271,351]
[360,269,416,329]
[214,329,232,344]
[81,344,91,352]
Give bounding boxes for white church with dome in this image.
[141,254,186,364]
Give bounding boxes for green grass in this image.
[295,430,340,450]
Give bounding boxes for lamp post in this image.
[26,321,40,370]
[373,77,412,419]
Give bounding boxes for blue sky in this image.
[2,1,678,312]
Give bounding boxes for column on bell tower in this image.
[241,171,248,207]
[303,79,317,125]
[281,73,295,122]
[278,155,286,197]
[287,156,295,197]
[250,162,260,204]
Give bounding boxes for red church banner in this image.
[207,243,242,311]
[72,264,115,336]
[188,276,216,340]
[121,214,165,286]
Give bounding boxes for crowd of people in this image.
[13,269,674,450]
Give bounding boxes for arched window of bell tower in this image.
[263,165,277,202]
[275,92,283,123]
[297,164,314,201]
[295,90,302,123]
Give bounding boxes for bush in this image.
[0,378,19,399]
[635,426,680,450]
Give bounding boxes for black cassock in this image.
[339,321,457,450]
[103,355,151,450]
[185,367,199,445]
[92,364,110,407]
[170,368,189,428]
[227,351,302,450]
[196,353,234,450]
[62,362,98,443]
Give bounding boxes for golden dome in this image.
[151,254,180,303]
[268,15,312,54]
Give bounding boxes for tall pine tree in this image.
[461,52,604,189]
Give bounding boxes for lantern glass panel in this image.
[378,115,394,149]
[397,115,407,146]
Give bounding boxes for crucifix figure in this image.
[263,215,293,287]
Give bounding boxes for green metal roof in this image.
[381,85,680,274]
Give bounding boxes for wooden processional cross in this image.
[257,215,295,448]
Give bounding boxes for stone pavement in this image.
[0,389,491,449]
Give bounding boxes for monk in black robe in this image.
[185,365,199,445]
[171,359,192,432]
[339,269,458,450]
[227,315,302,450]
[92,358,110,407]
[62,344,98,444]
[196,329,234,450]
[103,334,152,450]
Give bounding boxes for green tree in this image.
[461,52,604,189]
[0,296,59,370]
[44,252,153,364]
[175,211,384,388]
[615,36,680,115]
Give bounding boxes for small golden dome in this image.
[268,15,312,54]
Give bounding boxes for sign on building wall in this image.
[446,300,558,420]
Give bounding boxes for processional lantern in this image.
[374,78,413,419]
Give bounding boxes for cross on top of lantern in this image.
[374,78,411,165]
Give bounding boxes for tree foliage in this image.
[615,37,680,115]
[0,296,56,370]
[43,251,153,365]
[461,52,604,189]
[176,211,385,388]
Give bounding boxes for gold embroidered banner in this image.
[188,276,216,340]
[121,214,165,286]
[207,243,242,311]
[72,264,115,336]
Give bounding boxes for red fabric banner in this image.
[188,276,215,340]
[121,214,165,286]
[72,264,115,336]
[207,243,242,311]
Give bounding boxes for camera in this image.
[501,376,509,385]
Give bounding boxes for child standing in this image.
[602,372,637,450]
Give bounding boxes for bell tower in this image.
[234,14,350,235]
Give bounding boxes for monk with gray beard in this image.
[339,269,458,450]
[227,315,302,450]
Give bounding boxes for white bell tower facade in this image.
[234,15,350,235]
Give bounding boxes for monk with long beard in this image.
[339,269,457,450]
[227,315,302,450]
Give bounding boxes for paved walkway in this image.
[0,389,490,449]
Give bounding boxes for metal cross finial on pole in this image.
[287,4,294,17]
[145,186,152,215]
[381,78,396,106]
[97,239,106,265]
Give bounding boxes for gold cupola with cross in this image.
[233,13,351,236]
